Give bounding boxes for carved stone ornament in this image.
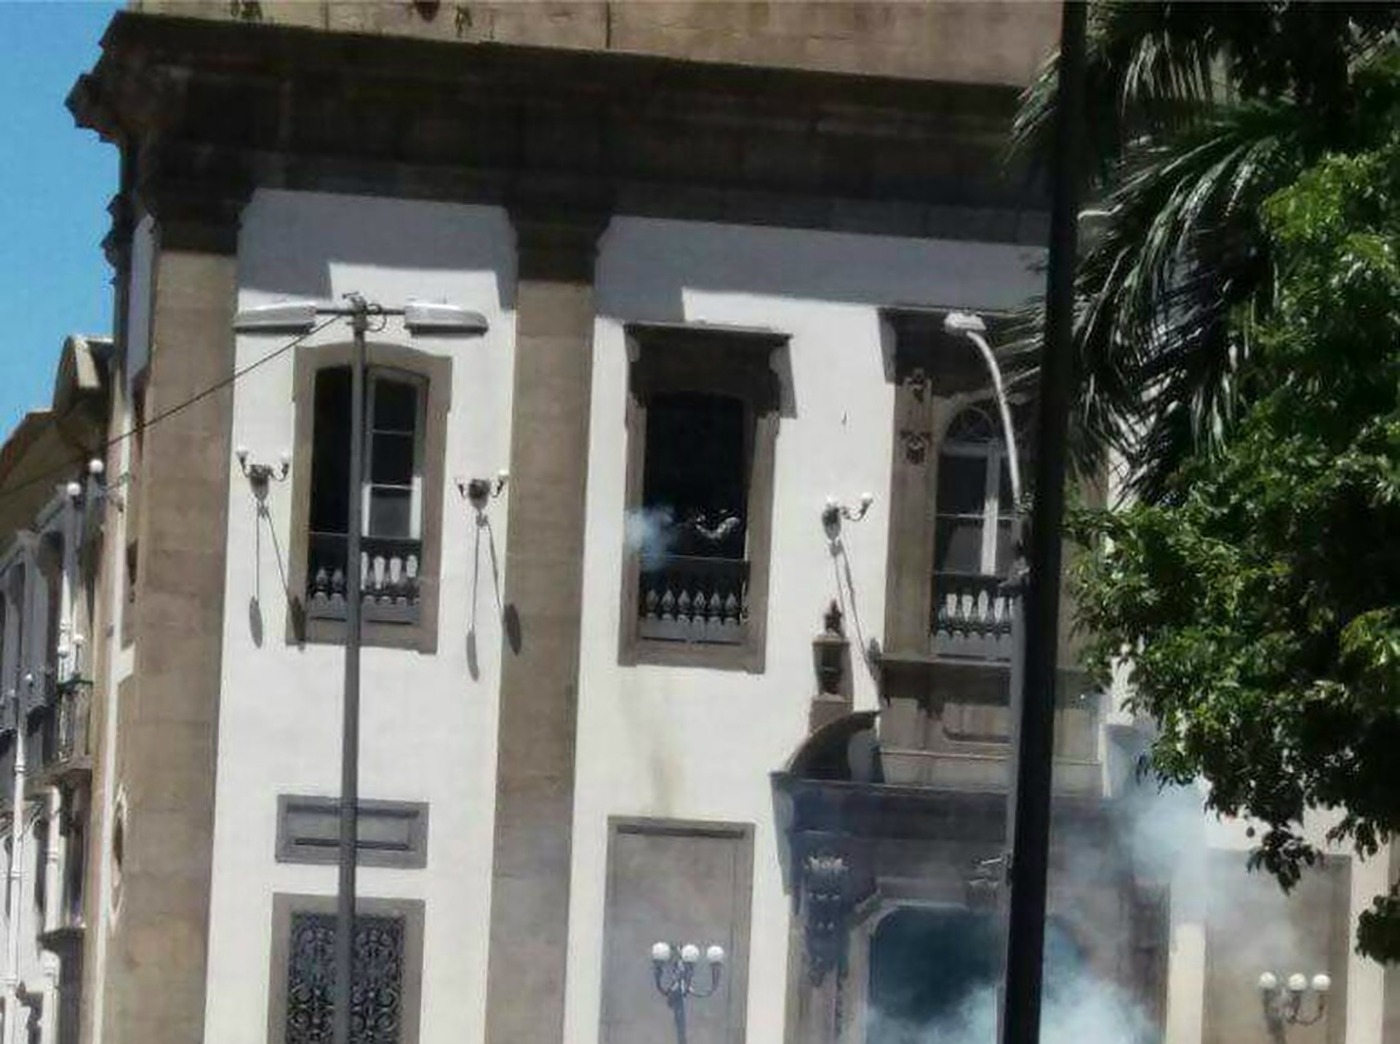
[802,852,851,985]
[899,430,933,464]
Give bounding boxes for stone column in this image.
[101,181,243,1044]
[483,204,607,1044]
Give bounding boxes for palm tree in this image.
[1007,1,1400,500]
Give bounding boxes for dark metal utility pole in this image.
[1000,3,1087,1043]
[333,292,369,1044]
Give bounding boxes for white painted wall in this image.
[565,216,1045,1044]
[203,190,517,1044]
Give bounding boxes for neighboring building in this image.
[0,3,1376,1044]
[0,335,112,1044]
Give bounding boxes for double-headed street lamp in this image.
[234,293,487,1044]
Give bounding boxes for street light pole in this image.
[999,3,1087,1043]
[333,293,369,1044]
[233,294,487,1044]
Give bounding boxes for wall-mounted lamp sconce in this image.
[1259,970,1330,1032]
[822,493,874,530]
[85,458,124,513]
[236,447,291,501]
[651,942,725,1007]
[458,470,509,511]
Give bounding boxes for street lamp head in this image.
[651,942,672,964]
[403,301,489,335]
[232,300,319,333]
[1311,973,1331,994]
[705,945,725,965]
[943,311,987,336]
[1287,973,1308,994]
[1258,972,1279,992]
[679,944,701,965]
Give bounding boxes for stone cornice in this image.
[70,10,1049,244]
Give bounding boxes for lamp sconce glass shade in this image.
[1259,972,1279,992]
[679,944,701,965]
[232,300,318,332]
[1287,973,1309,994]
[651,942,673,964]
[1311,974,1331,994]
[402,301,489,334]
[705,945,725,965]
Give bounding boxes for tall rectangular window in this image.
[306,367,427,626]
[620,324,785,672]
[289,344,452,652]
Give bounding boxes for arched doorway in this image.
[866,906,1098,1044]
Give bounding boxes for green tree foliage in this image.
[1009,2,1400,498]
[1070,127,1400,959]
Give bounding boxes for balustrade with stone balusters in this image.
[638,556,749,645]
[930,571,1018,661]
[306,532,423,624]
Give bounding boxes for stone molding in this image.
[70,11,1048,245]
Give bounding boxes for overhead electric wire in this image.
[0,315,341,507]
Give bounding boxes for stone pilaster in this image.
[482,203,607,1044]
[99,176,244,1044]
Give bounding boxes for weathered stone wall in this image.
[131,1,1059,87]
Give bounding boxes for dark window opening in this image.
[635,393,752,647]
[641,393,748,561]
[305,366,426,625]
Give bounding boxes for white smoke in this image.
[866,973,1152,1044]
[624,506,677,569]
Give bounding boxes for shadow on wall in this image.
[466,508,514,679]
[595,218,1044,325]
[238,192,517,312]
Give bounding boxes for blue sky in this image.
[0,2,120,436]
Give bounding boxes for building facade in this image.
[0,3,1381,1044]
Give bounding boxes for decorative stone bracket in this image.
[801,851,853,985]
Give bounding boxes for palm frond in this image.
[1002,100,1304,496]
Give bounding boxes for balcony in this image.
[305,532,422,625]
[930,571,1017,661]
[637,556,749,645]
[36,677,92,785]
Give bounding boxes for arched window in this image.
[933,406,1017,578]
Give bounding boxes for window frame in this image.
[288,342,451,653]
[618,323,786,674]
[880,308,1026,660]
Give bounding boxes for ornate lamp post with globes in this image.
[650,941,726,1042]
[1259,970,1331,1041]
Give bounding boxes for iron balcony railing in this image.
[39,677,92,773]
[306,532,423,625]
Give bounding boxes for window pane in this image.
[934,517,984,574]
[995,519,1016,574]
[309,367,351,534]
[936,455,987,515]
[641,393,747,559]
[368,488,413,539]
[370,432,415,486]
[373,378,418,433]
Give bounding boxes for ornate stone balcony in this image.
[637,556,749,645]
[306,532,422,624]
[930,571,1017,661]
